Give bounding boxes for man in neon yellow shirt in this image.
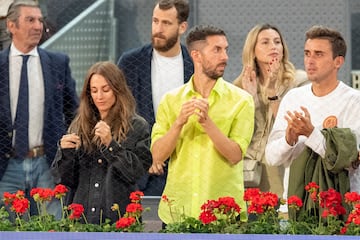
[150,25,255,224]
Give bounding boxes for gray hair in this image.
[7,0,40,23]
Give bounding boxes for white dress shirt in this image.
[9,44,45,149]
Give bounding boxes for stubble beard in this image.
[203,63,227,80]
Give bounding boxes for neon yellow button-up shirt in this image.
[151,77,255,224]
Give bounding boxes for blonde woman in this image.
[234,23,307,197]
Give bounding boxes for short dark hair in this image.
[305,25,347,59]
[186,25,226,51]
[156,0,189,23]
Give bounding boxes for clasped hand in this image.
[149,98,209,176]
[284,106,314,145]
[176,97,209,126]
[60,120,112,149]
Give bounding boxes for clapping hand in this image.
[241,65,257,97]
[284,106,314,145]
[266,57,281,89]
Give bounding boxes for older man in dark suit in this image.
[0,0,78,218]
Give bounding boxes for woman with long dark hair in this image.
[52,61,151,224]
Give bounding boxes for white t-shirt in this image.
[266,81,360,200]
[151,49,184,115]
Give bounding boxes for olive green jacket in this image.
[288,128,358,219]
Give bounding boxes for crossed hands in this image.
[284,106,314,146]
[60,120,112,149]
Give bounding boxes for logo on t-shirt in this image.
[323,115,337,128]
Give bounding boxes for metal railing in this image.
[351,70,360,89]
[41,0,116,93]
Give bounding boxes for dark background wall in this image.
[43,0,359,85]
[113,0,355,84]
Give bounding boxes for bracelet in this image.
[267,95,279,101]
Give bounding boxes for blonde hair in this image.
[233,24,295,94]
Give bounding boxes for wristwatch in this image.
[267,95,279,101]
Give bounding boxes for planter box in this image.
[0,232,356,240]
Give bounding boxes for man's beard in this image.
[152,32,178,52]
[203,63,227,80]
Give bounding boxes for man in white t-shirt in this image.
[265,25,360,206]
[117,0,194,196]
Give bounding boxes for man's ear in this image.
[190,49,198,59]
[6,20,15,34]
[190,48,204,65]
[179,21,188,35]
[334,55,344,69]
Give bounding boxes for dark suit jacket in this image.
[0,47,79,180]
[117,43,194,127]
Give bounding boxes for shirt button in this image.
[97,159,102,164]
[109,147,113,151]
[91,207,95,212]
[94,183,99,188]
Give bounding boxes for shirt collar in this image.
[10,44,39,57]
[183,75,226,98]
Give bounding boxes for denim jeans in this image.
[0,156,61,220]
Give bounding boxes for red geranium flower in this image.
[262,192,278,208]
[129,191,144,202]
[53,184,68,199]
[115,217,136,229]
[319,188,346,217]
[305,182,319,202]
[305,182,319,192]
[198,196,241,226]
[201,199,218,212]
[68,203,84,220]
[346,205,360,225]
[217,197,241,214]
[126,203,143,214]
[3,192,17,205]
[244,188,278,215]
[288,195,303,210]
[11,198,29,214]
[340,226,347,234]
[199,210,217,224]
[30,188,54,202]
[161,195,169,202]
[15,190,25,199]
[344,192,360,205]
[243,188,261,202]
